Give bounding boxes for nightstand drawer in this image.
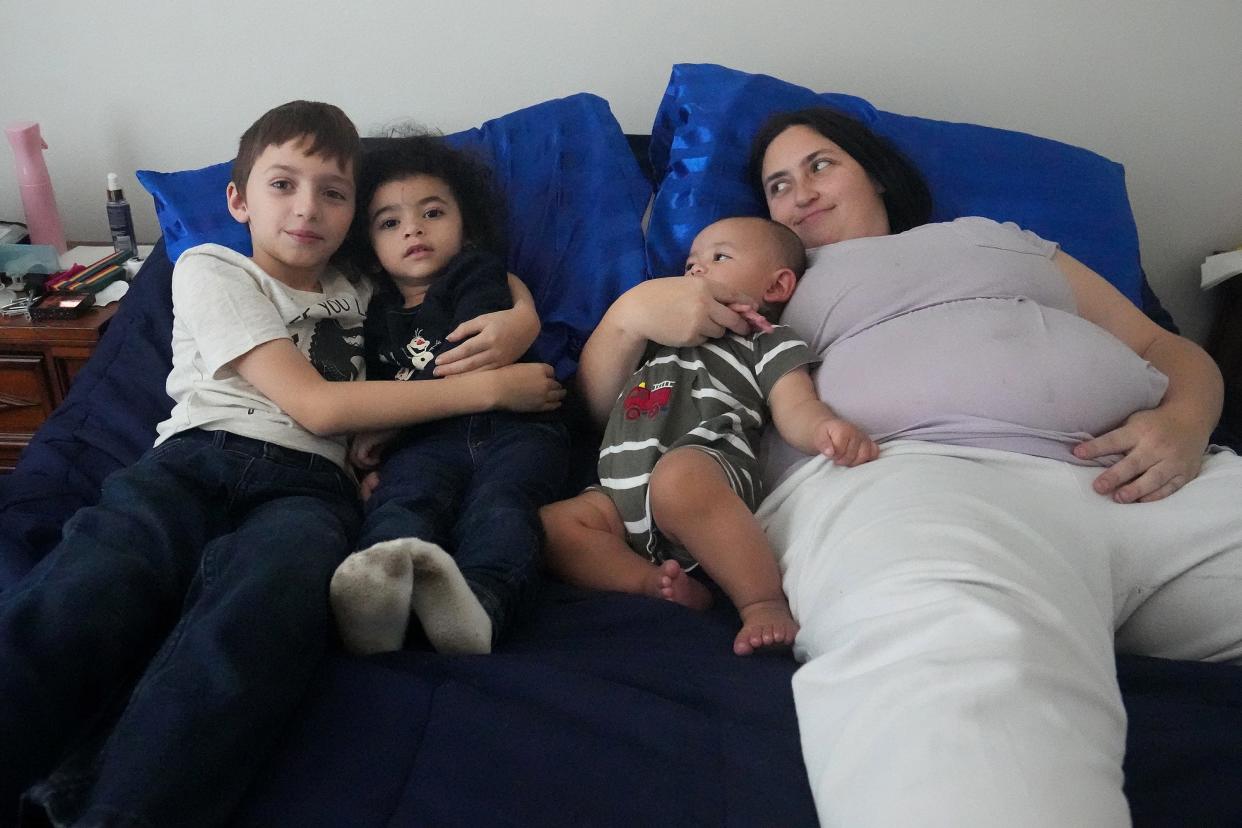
[0,352,57,471]
[0,304,119,473]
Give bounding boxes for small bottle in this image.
[106,173,139,259]
[4,121,67,254]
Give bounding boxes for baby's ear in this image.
[764,268,798,305]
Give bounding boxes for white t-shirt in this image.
[154,244,373,469]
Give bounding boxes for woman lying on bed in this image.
[576,106,1242,827]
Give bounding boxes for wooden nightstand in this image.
[0,302,119,471]
[0,244,150,472]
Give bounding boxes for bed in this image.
[3,64,1241,826]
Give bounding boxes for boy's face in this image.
[367,174,465,293]
[683,218,794,306]
[226,138,354,288]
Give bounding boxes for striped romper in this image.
[595,325,817,566]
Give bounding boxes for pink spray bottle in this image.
[5,121,68,254]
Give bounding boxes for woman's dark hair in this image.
[746,108,933,234]
[349,131,507,269]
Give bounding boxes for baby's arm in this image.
[768,367,879,467]
[233,337,563,436]
[434,274,540,376]
[578,278,762,427]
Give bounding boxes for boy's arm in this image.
[434,273,541,376]
[233,337,563,436]
[768,368,878,466]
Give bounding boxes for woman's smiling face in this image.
[760,124,891,249]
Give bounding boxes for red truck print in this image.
[623,381,674,420]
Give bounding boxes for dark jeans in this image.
[359,413,569,642]
[0,429,360,828]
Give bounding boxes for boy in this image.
[0,100,560,827]
[541,217,877,656]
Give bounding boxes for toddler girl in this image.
[331,134,569,655]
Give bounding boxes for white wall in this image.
[2,0,1239,341]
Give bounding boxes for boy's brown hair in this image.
[231,100,360,193]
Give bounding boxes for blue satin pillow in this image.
[137,93,650,377]
[646,63,1143,306]
[440,94,650,378]
[136,161,252,262]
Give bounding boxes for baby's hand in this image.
[357,470,381,503]
[813,417,879,467]
[492,363,566,413]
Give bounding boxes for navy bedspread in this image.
[3,242,1241,826]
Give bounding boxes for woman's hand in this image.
[1074,407,1208,503]
[1058,250,1221,504]
[491,362,566,412]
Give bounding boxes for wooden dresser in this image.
[0,304,119,472]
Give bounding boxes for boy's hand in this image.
[349,429,397,472]
[813,417,879,467]
[492,363,566,412]
[435,307,537,376]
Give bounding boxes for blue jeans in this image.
[359,413,569,642]
[0,429,360,827]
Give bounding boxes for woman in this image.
[577,107,1242,827]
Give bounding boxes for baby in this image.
[541,216,878,655]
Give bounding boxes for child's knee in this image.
[649,449,729,520]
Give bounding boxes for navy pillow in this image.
[646,64,1144,306]
[137,94,651,378]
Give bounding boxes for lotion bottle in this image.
[4,121,67,254]
[106,173,139,258]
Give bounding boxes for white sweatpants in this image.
[757,442,1242,828]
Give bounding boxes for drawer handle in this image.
[0,391,39,412]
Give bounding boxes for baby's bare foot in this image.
[647,559,712,610]
[734,599,799,656]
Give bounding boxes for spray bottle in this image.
[106,173,139,258]
[4,121,67,254]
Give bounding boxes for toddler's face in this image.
[683,218,783,303]
[368,174,465,290]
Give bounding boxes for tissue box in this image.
[0,243,60,278]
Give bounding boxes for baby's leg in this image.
[648,448,797,655]
[540,490,711,609]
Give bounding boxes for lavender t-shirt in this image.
[762,218,1169,486]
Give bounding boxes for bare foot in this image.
[646,559,713,610]
[734,599,799,656]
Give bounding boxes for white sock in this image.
[404,539,493,655]
[329,539,415,655]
